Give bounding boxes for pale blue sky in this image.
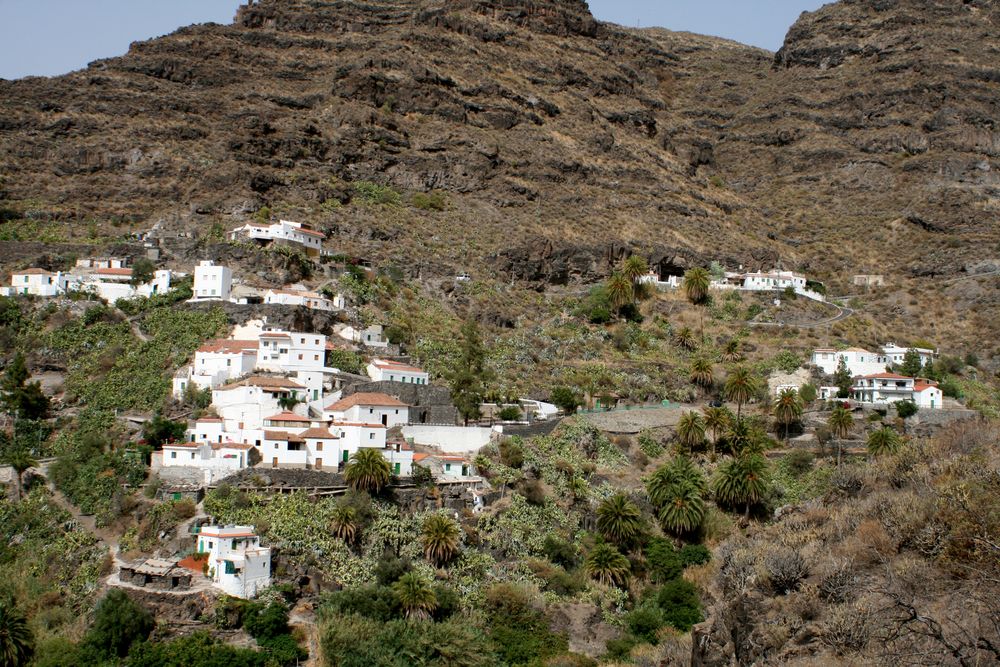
[0,1,829,80]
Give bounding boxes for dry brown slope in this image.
[0,0,776,281]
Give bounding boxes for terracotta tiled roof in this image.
[13,268,54,276]
[413,453,430,462]
[914,381,938,392]
[325,392,407,411]
[858,372,911,380]
[299,427,338,439]
[331,420,387,428]
[371,359,425,373]
[268,289,325,299]
[94,267,133,276]
[197,339,259,354]
[296,226,325,238]
[260,331,291,339]
[264,411,311,422]
[196,418,223,423]
[217,376,305,391]
[263,430,305,442]
[213,442,255,451]
[164,441,200,448]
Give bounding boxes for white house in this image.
[413,453,480,481]
[75,257,128,269]
[197,525,271,599]
[172,339,259,397]
[741,270,807,292]
[70,267,175,302]
[366,359,429,385]
[812,347,889,377]
[192,261,233,301]
[324,392,410,427]
[852,373,942,409]
[2,268,68,297]
[160,441,253,483]
[338,324,388,348]
[256,330,328,375]
[228,220,325,257]
[212,376,307,432]
[264,288,342,311]
[914,379,944,409]
[637,271,681,291]
[882,343,936,368]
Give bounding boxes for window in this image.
[316,442,323,451]
[298,354,303,360]
[300,337,306,344]
[445,463,451,472]
[314,354,319,361]
[171,451,177,459]
[369,433,374,440]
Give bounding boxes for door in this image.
[382,414,388,426]
[316,458,322,470]
[342,450,349,463]
[272,457,278,468]
[393,462,400,474]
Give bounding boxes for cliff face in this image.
[648,0,1000,349]
[1,0,999,348]
[0,0,771,283]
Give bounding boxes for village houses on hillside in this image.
[2,256,177,301]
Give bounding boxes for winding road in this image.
[746,298,855,329]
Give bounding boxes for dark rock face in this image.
[0,0,772,286]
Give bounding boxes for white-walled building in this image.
[812,347,889,377]
[228,219,325,257]
[212,376,307,432]
[192,261,233,301]
[256,330,328,375]
[160,441,253,483]
[338,324,388,348]
[413,453,479,481]
[2,268,68,297]
[264,288,342,311]
[197,525,271,599]
[882,343,936,368]
[71,267,175,302]
[367,359,429,385]
[324,392,410,427]
[741,270,807,292]
[172,339,259,397]
[852,373,942,409]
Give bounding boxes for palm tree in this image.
[330,503,359,545]
[656,480,706,535]
[606,273,634,315]
[675,411,706,453]
[689,357,714,393]
[421,514,461,567]
[772,388,804,443]
[722,339,744,363]
[702,406,730,459]
[596,493,643,548]
[344,448,391,494]
[620,256,649,287]
[584,544,630,587]
[683,267,712,340]
[392,572,437,621]
[646,455,707,508]
[0,597,33,667]
[724,366,759,419]
[828,406,854,465]
[867,426,901,457]
[713,454,768,519]
[673,327,696,351]
[725,417,762,456]
[2,448,36,501]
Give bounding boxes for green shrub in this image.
[783,449,814,476]
[125,631,267,667]
[352,181,401,206]
[550,386,581,414]
[258,634,307,665]
[326,349,365,375]
[678,544,712,567]
[576,286,613,324]
[939,377,963,398]
[244,602,290,641]
[895,400,919,419]
[655,578,702,631]
[84,589,155,658]
[411,191,448,211]
[637,431,664,458]
[499,439,524,468]
[645,538,683,583]
[772,350,803,373]
[542,536,579,569]
[799,383,817,403]
[498,406,522,421]
[626,604,665,644]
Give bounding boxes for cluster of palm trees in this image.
[606,255,652,315]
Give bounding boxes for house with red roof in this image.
[852,373,942,409]
[366,358,429,385]
[324,392,410,427]
[228,219,326,257]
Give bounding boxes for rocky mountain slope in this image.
[1,0,999,351]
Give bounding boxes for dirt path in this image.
[289,603,321,667]
[46,484,123,563]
